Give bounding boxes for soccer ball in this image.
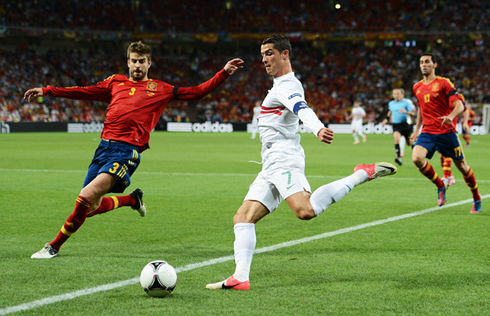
[140,260,177,298]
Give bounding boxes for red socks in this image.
[87,195,136,217]
[463,167,480,201]
[419,161,444,189]
[50,196,91,251]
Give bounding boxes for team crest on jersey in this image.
[147,82,157,91]
[432,82,439,92]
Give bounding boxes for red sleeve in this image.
[42,76,114,103]
[174,69,229,100]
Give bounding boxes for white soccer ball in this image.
[140,260,177,297]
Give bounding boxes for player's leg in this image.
[352,128,360,144]
[462,129,471,147]
[439,154,455,187]
[357,125,367,142]
[393,131,402,165]
[86,142,145,217]
[453,158,481,213]
[399,134,406,157]
[206,175,277,290]
[31,173,116,259]
[87,188,146,217]
[290,163,396,218]
[412,141,446,206]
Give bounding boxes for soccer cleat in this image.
[353,162,397,180]
[394,157,402,166]
[470,200,481,214]
[130,188,147,217]
[354,140,360,145]
[206,275,250,290]
[362,135,367,142]
[31,243,58,259]
[437,185,446,207]
[447,176,456,186]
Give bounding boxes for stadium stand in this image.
[1,0,488,125]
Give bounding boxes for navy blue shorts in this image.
[83,139,141,193]
[415,132,464,160]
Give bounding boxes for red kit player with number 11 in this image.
[24,41,244,258]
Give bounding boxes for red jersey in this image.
[413,76,464,134]
[43,69,229,151]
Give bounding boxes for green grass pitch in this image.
[0,131,489,315]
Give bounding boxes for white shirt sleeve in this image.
[298,107,325,136]
[276,80,325,136]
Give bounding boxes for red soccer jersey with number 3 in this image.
[413,76,464,134]
[43,69,229,151]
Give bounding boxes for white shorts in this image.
[351,121,363,132]
[244,139,311,212]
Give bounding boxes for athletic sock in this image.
[442,157,453,179]
[395,144,401,157]
[463,167,480,201]
[86,195,135,217]
[50,196,91,251]
[418,161,444,189]
[233,223,256,282]
[310,174,358,216]
[399,137,406,155]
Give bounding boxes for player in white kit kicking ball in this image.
[206,35,397,290]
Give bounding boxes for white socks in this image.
[310,172,367,216]
[233,223,256,281]
[400,137,406,155]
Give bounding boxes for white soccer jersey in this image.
[351,106,366,125]
[258,72,325,144]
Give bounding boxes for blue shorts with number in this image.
[415,132,464,160]
[83,139,141,193]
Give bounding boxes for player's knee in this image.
[295,207,315,220]
[412,155,425,168]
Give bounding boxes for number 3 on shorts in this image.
[109,162,120,174]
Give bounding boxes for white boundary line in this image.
[1,195,488,315]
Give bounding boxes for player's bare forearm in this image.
[438,101,464,126]
[23,87,44,102]
[224,58,244,75]
[317,127,334,144]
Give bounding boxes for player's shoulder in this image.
[100,74,128,84]
[435,76,455,87]
[413,79,424,89]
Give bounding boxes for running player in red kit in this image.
[411,53,481,213]
[24,41,244,258]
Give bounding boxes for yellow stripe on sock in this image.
[111,196,119,209]
[61,225,74,237]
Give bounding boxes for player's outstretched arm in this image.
[224,58,244,75]
[24,88,44,102]
[317,127,334,144]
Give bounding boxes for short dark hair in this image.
[127,41,152,61]
[420,53,436,64]
[262,35,292,58]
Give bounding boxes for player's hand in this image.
[224,58,244,75]
[24,88,44,101]
[438,115,454,126]
[462,122,470,131]
[410,130,419,143]
[317,127,334,144]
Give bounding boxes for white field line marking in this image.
[1,168,489,182]
[1,194,488,315]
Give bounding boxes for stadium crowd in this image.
[2,0,489,33]
[1,0,488,125]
